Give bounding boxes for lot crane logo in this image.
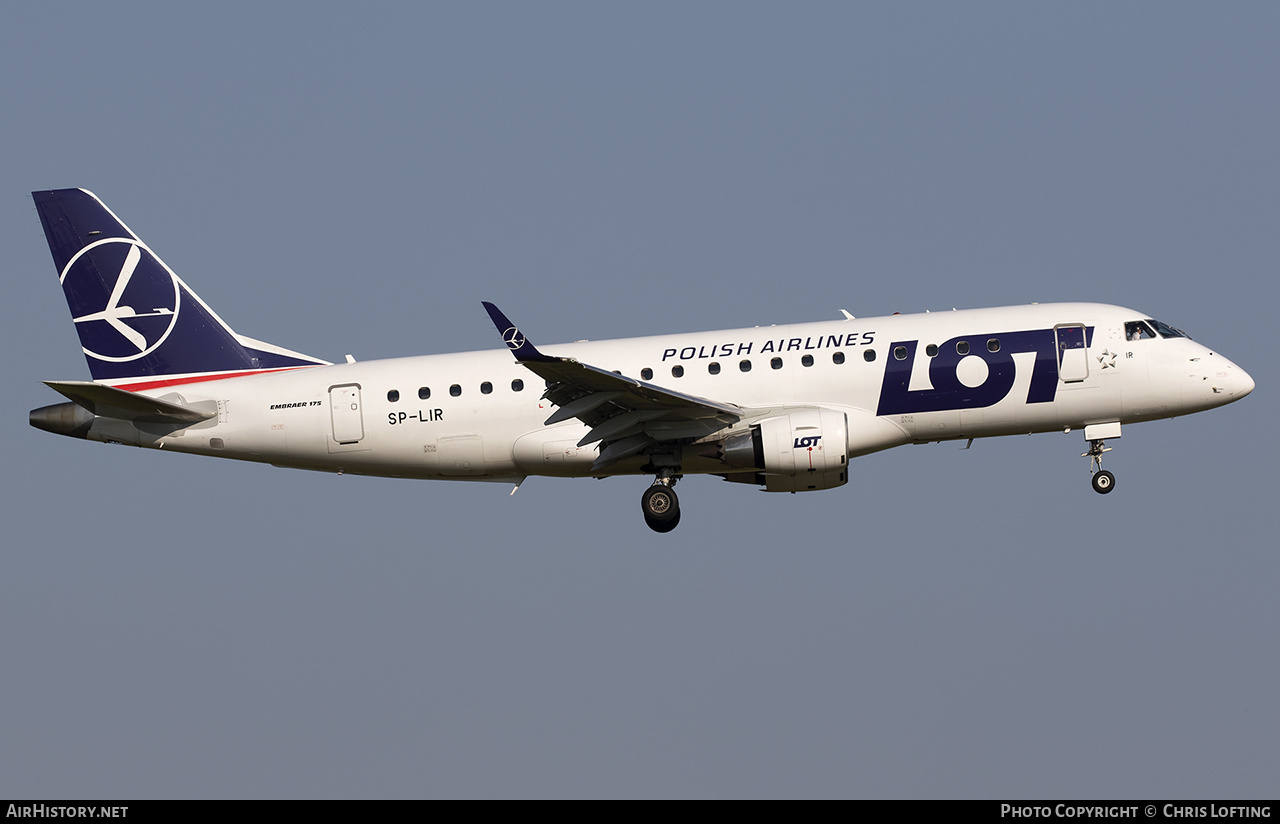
[60,238,181,362]
[502,327,525,351]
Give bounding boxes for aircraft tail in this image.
[33,188,328,389]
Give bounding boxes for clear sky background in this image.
[2,2,1276,799]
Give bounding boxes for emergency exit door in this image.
[329,384,364,444]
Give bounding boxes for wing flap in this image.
[593,433,655,470]
[544,391,623,426]
[578,409,667,447]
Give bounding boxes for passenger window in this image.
[801,355,813,367]
[387,390,400,402]
[641,368,653,380]
[988,339,1000,353]
[740,360,752,372]
[893,346,908,360]
[771,357,783,370]
[450,384,461,397]
[671,365,684,377]
[957,341,970,355]
[709,362,721,375]
[925,344,938,357]
[480,382,492,395]
[863,350,876,363]
[511,379,523,392]
[833,352,845,364]
[418,387,431,400]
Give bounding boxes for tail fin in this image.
[33,188,328,389]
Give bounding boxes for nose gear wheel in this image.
[1083,439,1116,495]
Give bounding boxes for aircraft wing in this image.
[482,303,742,470]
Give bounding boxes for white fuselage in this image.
[91,302,1252,484]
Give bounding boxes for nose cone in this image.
[1235,365,1255,399]
[1212,354,1255,403]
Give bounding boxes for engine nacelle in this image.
[714,407,850,492]
[757,407,849,492]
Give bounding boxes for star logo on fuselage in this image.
[1097,349,1118,369]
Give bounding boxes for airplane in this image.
[29,188,1255,532]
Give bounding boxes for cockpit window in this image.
[1126,319,1190,341]
[1125,320,1157,341]
[1147,319,1190,340]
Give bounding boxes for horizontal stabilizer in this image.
[43,380,215,424]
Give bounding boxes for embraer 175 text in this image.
[30,189,1255,532]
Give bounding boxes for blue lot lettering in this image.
[388,409,444,425]
[876,327,1093,416]
[794,435,822,448]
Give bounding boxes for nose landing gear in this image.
[1084,438,1116,494]
[642,472,682,533]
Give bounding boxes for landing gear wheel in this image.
[642,484,680,532]
[646,510,681,533]
[1091,470,1115,494]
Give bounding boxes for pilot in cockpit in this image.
[1126,321,1154,341]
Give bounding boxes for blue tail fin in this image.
[33,189,327,388]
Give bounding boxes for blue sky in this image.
[2,3,1276,798]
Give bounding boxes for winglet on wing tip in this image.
[481,301,553,362]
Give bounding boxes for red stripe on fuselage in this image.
[112,366,319,392]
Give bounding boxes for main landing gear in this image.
[642,472,682,533]
[1084,438,1116,495]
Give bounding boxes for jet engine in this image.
[712,407,850,492]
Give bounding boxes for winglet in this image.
[481,302,556,362]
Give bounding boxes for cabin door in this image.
[1055,325,1089,383]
